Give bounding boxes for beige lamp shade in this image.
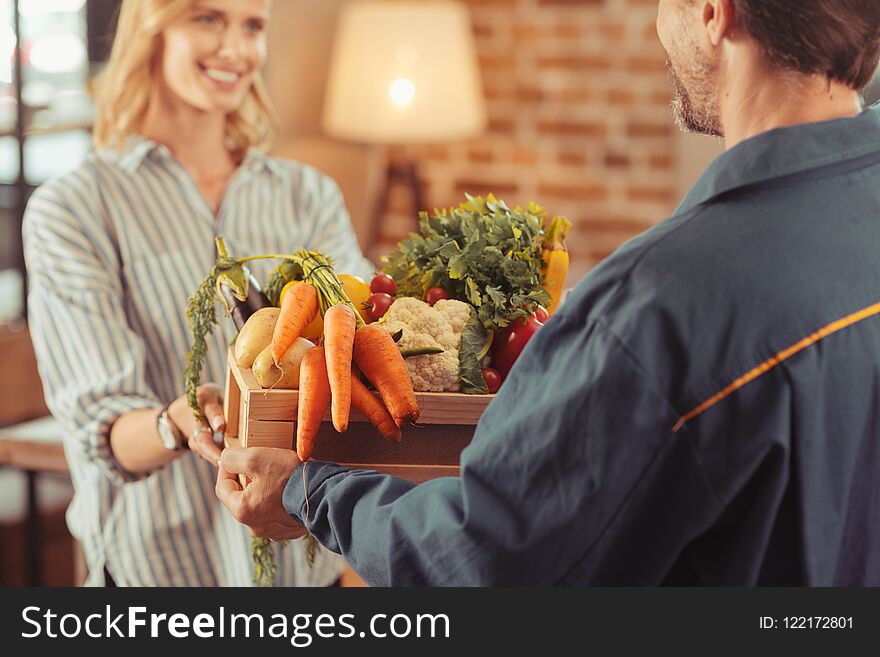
[322,0,487,144]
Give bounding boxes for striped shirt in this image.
[23,135,375,586]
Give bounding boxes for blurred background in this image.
[1,0,878,586]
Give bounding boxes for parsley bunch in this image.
[382,194,552,331]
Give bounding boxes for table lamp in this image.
[322,0,486,257]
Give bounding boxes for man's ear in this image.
[702,0,736,47]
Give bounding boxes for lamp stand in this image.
[368,159,425,262]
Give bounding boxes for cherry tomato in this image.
[481,367,502,394]
[367,292,394,321]
[424,287,450,306]
[535,305,550,323]
[370,273,397,296]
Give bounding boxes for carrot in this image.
[351,373,402,443]
[352,325,420,427]
[296,345,331,462]
[323,304,357,432]
[272,282,318,367]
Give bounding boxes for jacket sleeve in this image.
[23,179,160,484]
[283,306,724,585]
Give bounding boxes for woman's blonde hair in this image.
[92,0,278,155]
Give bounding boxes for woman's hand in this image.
[169,383,226,465]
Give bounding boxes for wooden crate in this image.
[223,348,494,483]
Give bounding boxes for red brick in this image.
[487,118,517,135]
[627,122,674,138]
[598,22,625,40]
[625,56,667,73]
[454,180,520,196]
[604,152,630,168]
[479,54,517,72]
[559,151,587,166]
[557,88,594,103]
[627,186,674,203]
[538,183,609,201]
[537,0,605,5]
[512,24,539,40]
[514,147,540,165]
[554,24,584,38]
[537,121,607,138]
[608,88,636,105]
[576,217,653,234]
[537,55,611,71]
[649,154,674,170]
[468,149,495,164]
[516,86,544,103]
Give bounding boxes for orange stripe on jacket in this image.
[673,301,880,432]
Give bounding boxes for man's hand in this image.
[216,447,308,541]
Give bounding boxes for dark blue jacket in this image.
[284,105,880,585]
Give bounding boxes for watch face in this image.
[158,410,181,451]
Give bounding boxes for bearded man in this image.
[217,0,880,585]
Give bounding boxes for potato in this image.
[234,307,281,368]
[252,337,314,389]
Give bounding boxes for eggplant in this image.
[214,236,271,330]
[219,266,271,331]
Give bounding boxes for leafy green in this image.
[382,194,551,331]
[459,311,491,394]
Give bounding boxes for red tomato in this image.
[367,292,394,321]
[491,314,544,378]
[370,274,397,295]
[535,305,550,323]
[481,367,502,394]
[424,287,450,306]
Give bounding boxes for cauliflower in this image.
[379,297,474,392]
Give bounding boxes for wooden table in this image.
[0,416,69,585]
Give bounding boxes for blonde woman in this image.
[23,0,371,586]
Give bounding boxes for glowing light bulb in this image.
[388,78,415,107]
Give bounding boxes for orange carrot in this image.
[296,345,331,462]
[272,282,318,367]
[352,325,420,427]
[323,304,357,432]
[350,373,402,443]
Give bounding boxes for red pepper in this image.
[490,313,544,379]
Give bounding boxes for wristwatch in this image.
[157,404,186,451]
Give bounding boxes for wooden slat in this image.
[240,419,470,463]
[223,365,240,439]
[246,389,491,425]
[226,347,485,476]
[247,419,294,449]
[229,347,493,425]
[238,395,248,445]
[310,423,471,466]
[223,435,459,484]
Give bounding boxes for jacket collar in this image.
[676,102,880,215]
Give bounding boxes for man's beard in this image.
[667,55,723,137]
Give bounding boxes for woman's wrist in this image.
[157,402,188,451]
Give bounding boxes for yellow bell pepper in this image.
[541,215,572,315]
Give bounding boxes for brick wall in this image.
[378,0,679,287]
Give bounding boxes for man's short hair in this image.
[735,0,880,90]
